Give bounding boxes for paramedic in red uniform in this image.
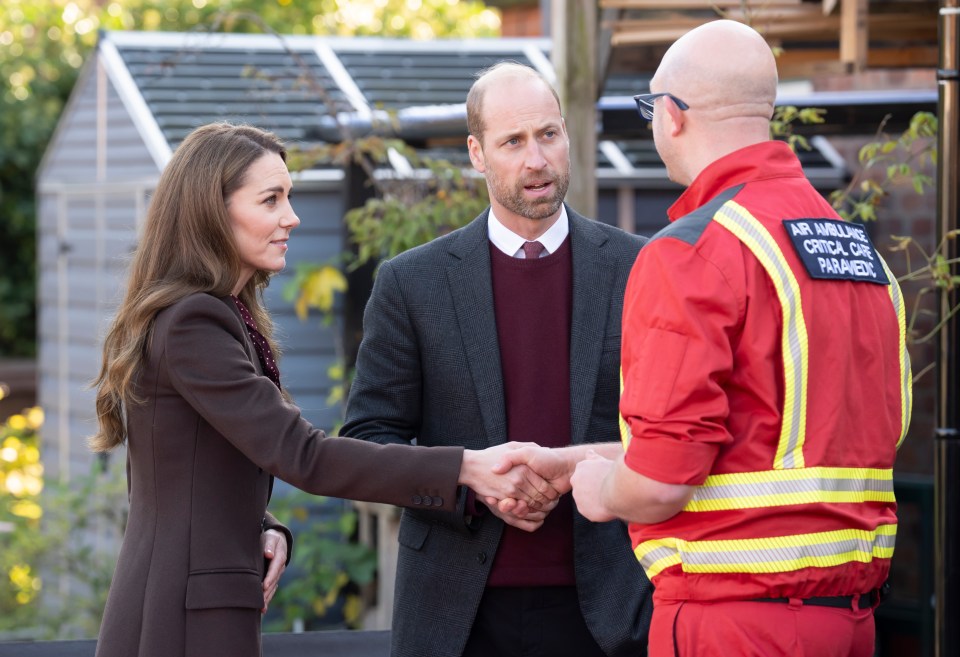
[569,19,913,657]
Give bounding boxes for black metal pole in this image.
[934,3,960,657]
[341,161,378,397]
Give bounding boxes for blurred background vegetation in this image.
[0,405,130,639]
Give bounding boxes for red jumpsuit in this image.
[620,141,912,656]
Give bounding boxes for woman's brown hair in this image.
[90,123,287,452]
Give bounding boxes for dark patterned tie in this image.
[230,295,281,390]
[522,241,545,259]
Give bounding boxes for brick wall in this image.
[824,130,938,477]
[498,5,542,37]
[813,68,937,92]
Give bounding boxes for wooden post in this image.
[840,0,868,72]
[551,0,598,220]
[597,7,622,98]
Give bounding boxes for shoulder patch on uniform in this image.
[783,218,890,285]
[650,184,745,246]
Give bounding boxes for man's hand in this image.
[490,442,626,497]
[485,496,557,532]
[461,442,562,510]
[490,444,578,497]
[485,443,626,518]
[261,529,288,613]
[574,451,696,525]
[570,450,618,522]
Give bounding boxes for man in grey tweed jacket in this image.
[342,63,653,657]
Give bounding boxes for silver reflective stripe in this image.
[879,256,913,448]
[713,200,809,469]
[686,468,894,511]
[680,533,896,569]
[637,525,897,577]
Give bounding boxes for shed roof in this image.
[94,29,852,183]
[101,31,553,147]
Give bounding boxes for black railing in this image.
[876,475,935,657]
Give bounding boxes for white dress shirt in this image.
[487,207,569,258]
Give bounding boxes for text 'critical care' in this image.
[783,218,890,285]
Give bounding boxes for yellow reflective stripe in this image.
[879,256,913,449]
[619,368,631,451]
[636,524,896,578]
[634,538,683,577]
[684,466,895,511]
[713,201,809,469]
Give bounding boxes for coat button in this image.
[433,496,444,507]
[412,495,422,505]
[476,551,487,564]
[422,495,433,506]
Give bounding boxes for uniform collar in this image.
[668,141,806,221]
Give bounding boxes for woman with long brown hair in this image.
[91,122,557,657]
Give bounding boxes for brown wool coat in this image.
[94,293,463,657]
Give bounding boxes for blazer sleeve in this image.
[341,259,473,530]
[341,259,423,446]
[159,293,464,512]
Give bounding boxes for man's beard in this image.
[486,165,570,221]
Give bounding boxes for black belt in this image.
[753,590,879,610]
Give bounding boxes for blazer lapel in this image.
[445,212,508,447]
[568,210,617,445]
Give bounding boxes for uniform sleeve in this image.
[160,294,464,511]
[620,235,741,485]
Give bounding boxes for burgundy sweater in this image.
[486,237,575,587]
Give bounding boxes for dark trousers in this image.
[461,586,607,657]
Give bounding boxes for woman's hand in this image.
[261,528,288,613]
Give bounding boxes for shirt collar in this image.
[487,205,569,257]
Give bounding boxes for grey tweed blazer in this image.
[342,207,653,657]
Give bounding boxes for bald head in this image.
[466,62,560,146]
[653,20,778,124]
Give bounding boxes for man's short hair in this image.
[465,62,561,145]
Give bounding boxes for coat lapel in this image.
[568,210,616,445]
[445,212,508,446]
[221,295,261,372]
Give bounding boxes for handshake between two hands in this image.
[458,442,618,532]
